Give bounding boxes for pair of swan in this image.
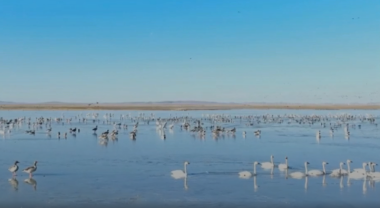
[263,155,327,176]
[262,155,295,171]
[330,160,368,179]
[288,162,329,178]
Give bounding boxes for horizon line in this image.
[1,100,380,105]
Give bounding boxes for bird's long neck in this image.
[253,164,257,174]
[305,164,308,174]
[363,164,366,171]
[347,162,351,173]
[270,157,273,164]
[372,164,376,172]
[322,164,326,174]
[285,159,288,166]
[184,164,187,174]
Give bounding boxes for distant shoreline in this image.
[1,104,380,111]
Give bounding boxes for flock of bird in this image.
[171,155,380,181]
[0,112,379,192]
[170,156,380,193]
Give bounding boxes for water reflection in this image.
[340,176,344,189]
[270,167,274,179]
[305,176,308,191]
[253,176,259,192]
[24,178,37,191]
[8,178,18,191]
[184,177,188,190]
[322,175,327,187]
[347,177,352,187]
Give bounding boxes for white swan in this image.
[171,161,190,179]
[308,161,328,176]
[239,161,260,179]
[261,155,275,169]
[289,162,309,178]
[368,163,380,178]
[278,157,290,170]
[353,162,368,174]
[369,162,377,172]
[349,170,367,180]
[330,162,345,177]
[341,159,352,175]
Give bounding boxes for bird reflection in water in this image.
[9,178,19,191]
[253,176,259,192]
[99,139,108,147]
[24,178,37,191]
[347,177,352,187]
[184,176,188,190]
[270,167,274,179]
[285,169,288,179]
[304,176,308,192]
[322,175,327,187]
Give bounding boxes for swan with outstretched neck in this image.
[330,162,345,177]
[341,159,352,175]
[348,163,369,180]
[171,161,190,179]
[353,162,369,174]
[261,155,275,169]
[368,163,380,179]
[289,162,309,178]
[308,162,328,176]
[239,161,261,179]
[278,157,291,170]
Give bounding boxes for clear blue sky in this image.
[0,0,379,103]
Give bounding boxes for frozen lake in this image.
[0,109,380,207]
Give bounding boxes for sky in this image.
[0,0,379,104]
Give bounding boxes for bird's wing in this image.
[23,166,34,171]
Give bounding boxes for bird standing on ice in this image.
[9,161,19,177]
[23,161,38,178]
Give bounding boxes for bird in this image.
[239,161,261,179]
[308,162,328,176]
[330,162,346,177]
[278,157,290,170]
[261,155,275,169]
[23,161,38,178]
[289,162,309,178]
[8,161,20,177]
[171,161,190,179]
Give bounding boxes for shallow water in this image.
[0,109,380,207]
